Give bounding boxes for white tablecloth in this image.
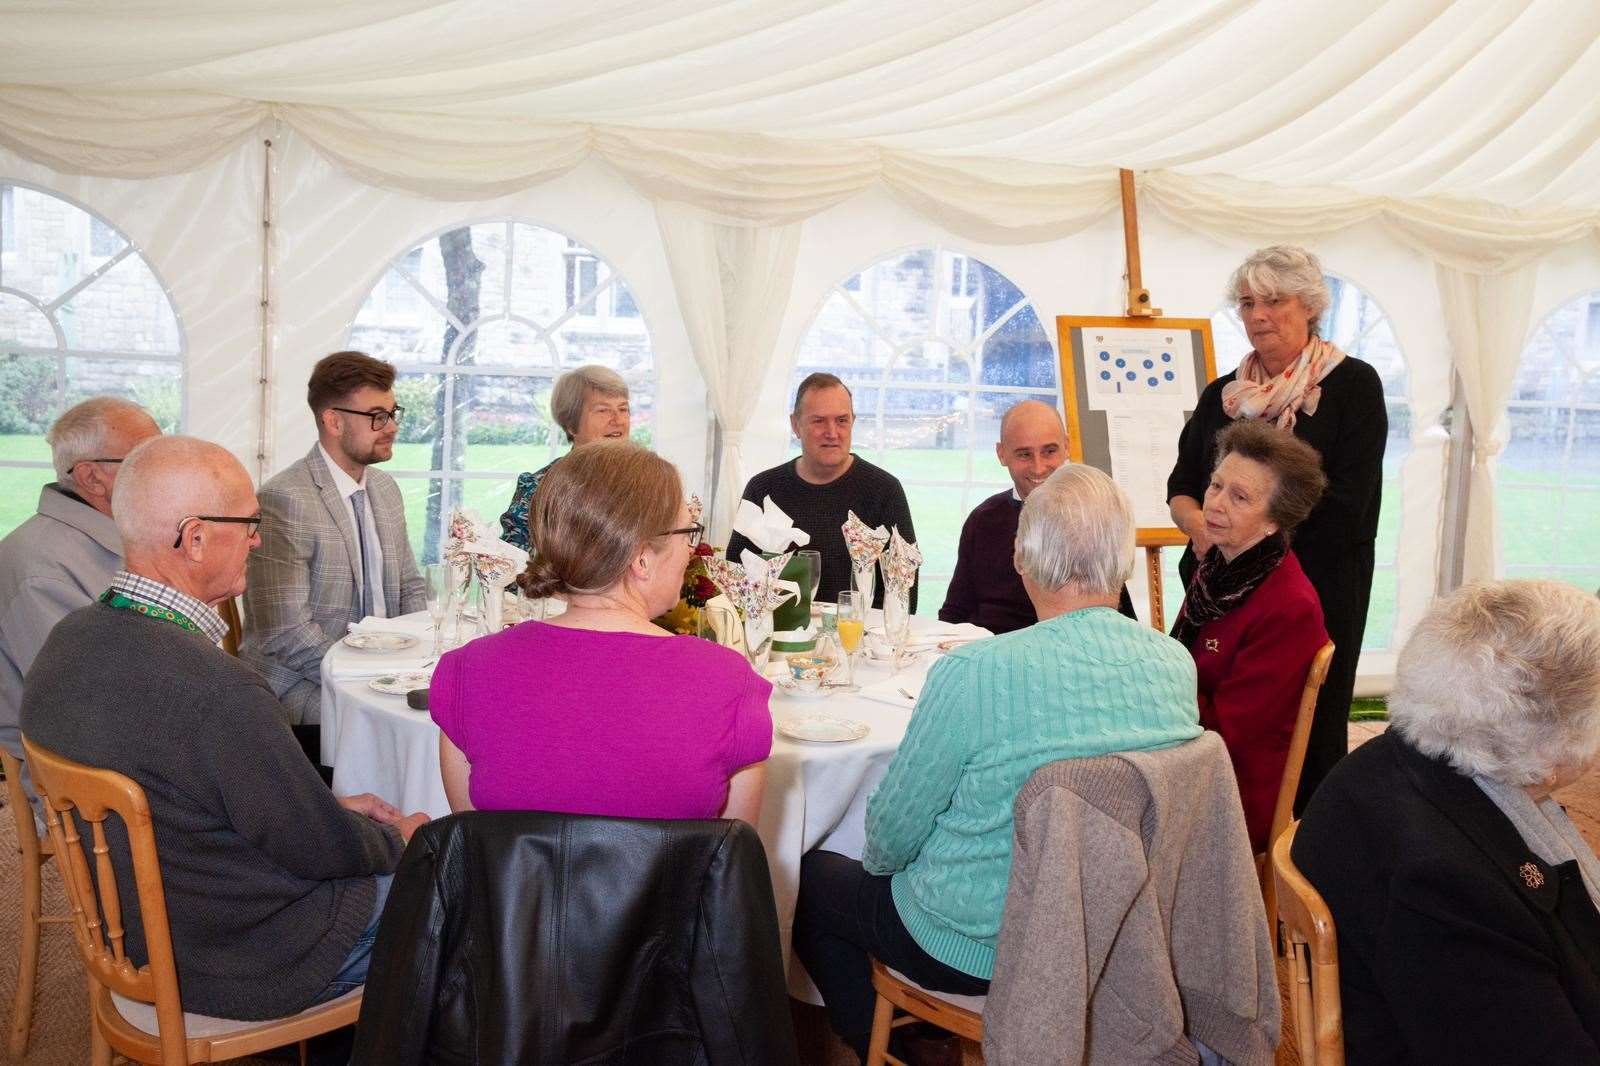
[319,611,989,983]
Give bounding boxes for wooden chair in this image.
[1272,823,1343,1066]
[4,749,70,1058]
[21,736,361,1066]
[217,596,243,657]
[1257,640,1335,915]
[864,958,985,1066]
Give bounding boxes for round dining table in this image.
[318,610,989,987]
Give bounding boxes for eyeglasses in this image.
[172,514,263,549]
[72,457,124,467]
[329,405,405,430]
[658,522,704,548]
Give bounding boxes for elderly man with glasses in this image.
[0,395,160,815]
[242,351,425,763]
[22,434,427,1028]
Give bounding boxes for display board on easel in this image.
[1055,315,1217,539]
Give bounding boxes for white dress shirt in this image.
[317,443,387,618]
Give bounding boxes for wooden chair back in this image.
[1258,640,1335,911]
[4,748,64,1058]
[22,736,190,1066]
[1272,823,1343,1066]
[218,596,243,657]
[1,748,47,869]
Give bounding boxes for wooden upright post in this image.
[1119,168,1162,318]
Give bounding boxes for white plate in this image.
[367,671,434,695]
[777,715,869,743]
[343,631,420,652]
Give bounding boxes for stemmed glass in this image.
[424,563,452,658]
[799,549,822,603]
[836,591,865,689]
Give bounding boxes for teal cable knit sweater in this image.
[863,606,1201,979]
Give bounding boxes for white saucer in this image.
[777,715,869,743]
[774,680,834,700]
[367,671,433,695]
[343,631,420,652]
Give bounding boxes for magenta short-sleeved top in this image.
[430,622,773,819]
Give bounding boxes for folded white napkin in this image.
[734,497,811,553]
[857,673,923,709]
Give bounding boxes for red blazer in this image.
[1187,550,1328,851]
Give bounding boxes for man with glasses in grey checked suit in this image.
[242,351,426,764]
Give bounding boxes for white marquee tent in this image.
[4,0,1600,688]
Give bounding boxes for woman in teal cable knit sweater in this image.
[793,463,1202,1059]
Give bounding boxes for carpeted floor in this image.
[5,728,1597,1065]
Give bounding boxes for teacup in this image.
[786,653,836,694]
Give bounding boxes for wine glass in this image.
[799,549,822,603]
[836,591,865,689]
[816,601,840,677]
[425,563,451,658]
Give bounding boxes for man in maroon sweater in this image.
[941,401,1133,633]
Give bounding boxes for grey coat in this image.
[983,732,1279,1066]
[241,446,425,723]
[0,484,121,808]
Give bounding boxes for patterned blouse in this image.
[498,458,560,551]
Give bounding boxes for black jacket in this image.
[351,811,800,1065]
[1292,732,1600,1064]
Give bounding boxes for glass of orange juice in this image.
[837,590,865,688]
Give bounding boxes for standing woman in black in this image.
[1167,245,1386,811]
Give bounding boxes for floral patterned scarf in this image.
[1221,336,1347,431]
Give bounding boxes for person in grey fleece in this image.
[21,435,427,1021]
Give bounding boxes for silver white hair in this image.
[1228,245,1332,335]
[45,396,156,486]
[550,365,628,442]
[1015,464,1134,597]
[113,435,246,551]
[1390,580,1600,786]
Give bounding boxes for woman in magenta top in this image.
[1170,420,1329,852]
[431,442,771,823]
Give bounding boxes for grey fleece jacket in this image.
[21,602,403,1020]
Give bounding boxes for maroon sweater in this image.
[1183,549,1328,851]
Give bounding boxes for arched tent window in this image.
[0,183,183,537]
[1204,273,1410,649]
[1501,291,1600,591]
[791,246,1059,615]
[349,221,656,564]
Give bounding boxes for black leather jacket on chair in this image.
[350,811,800,1066]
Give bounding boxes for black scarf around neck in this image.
[1171,532,1287,647]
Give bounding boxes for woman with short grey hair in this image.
[498,365,631,550]
[1167,243,1388,811]
[793,463,1202,1060]
[1293,580,1600,1062]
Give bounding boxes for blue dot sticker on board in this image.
[1100,370,1112,380]
[1125,371,1137,382]
[1162,352,1173,362]
[1148,377,1159,387]
[1100,351,1111,361]
[1164,370,1175,381]
[1142,359,1154,370]
[1115,358,1126,368]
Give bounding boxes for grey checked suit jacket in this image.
[241,447,425,724]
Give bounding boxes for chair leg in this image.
[865,993,895,1066]
[300,1037,309,1066]
[10,856,42,1057]
[91,1021,113,1066]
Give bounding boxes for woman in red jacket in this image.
[1171,419,1329,851]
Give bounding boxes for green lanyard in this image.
[99,589,202,635]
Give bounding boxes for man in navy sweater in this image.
[941,401,1134,633]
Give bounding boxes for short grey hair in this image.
[1228,245,1332,336]
[550,365,628,442]
[46,396,156,485]
[1390,580,1600,786]
[113,436,245,551]
[1015,464,1134,597]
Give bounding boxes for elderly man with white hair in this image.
[1292,579,1600,1063]
[793,463,1203,1061]
[0,395,159,810]
[21,435,425,1024]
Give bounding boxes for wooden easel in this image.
[1120,168,1180,631]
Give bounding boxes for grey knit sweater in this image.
[21,602,403,1020]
